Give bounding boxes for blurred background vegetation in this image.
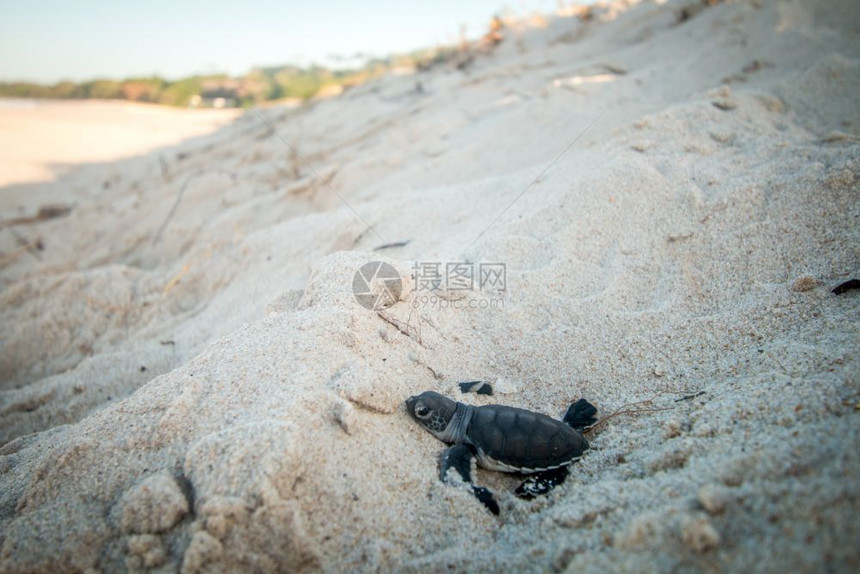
[0,46,456,108]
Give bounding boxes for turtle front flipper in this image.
[439,445,500,515]
[563,398,598,431]
[514,466,570,499]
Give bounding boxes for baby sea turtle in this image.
[405,391,597,514]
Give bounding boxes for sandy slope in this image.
[1,0,858,571]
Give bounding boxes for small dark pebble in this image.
[743,60,763,74]
[459,381,493,395]
[140,366,147,372]
[832,279,860,295]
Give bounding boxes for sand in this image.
[0,99,238,189]
[1,0,859,571]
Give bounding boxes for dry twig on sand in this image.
[585,397,674,436]
[377,308,428,349]
[674,391,706,402]
[1,225,43,263]
[152,169,235,245]
[2,205,72,226]
[373,239,411,251]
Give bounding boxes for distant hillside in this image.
[0,47,457,108]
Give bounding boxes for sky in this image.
[0,0,563,83]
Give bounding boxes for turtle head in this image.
[406,391,460,441]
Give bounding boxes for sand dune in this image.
[1,0,858,571]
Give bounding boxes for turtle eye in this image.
[415,405,431,418]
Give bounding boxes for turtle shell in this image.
[465,404,589,473]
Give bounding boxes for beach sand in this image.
[1,0,858,571]
[0,99,238,190]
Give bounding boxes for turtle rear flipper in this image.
[563,398,598,431]
[515,466,570,499]
[440,445,500,515]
